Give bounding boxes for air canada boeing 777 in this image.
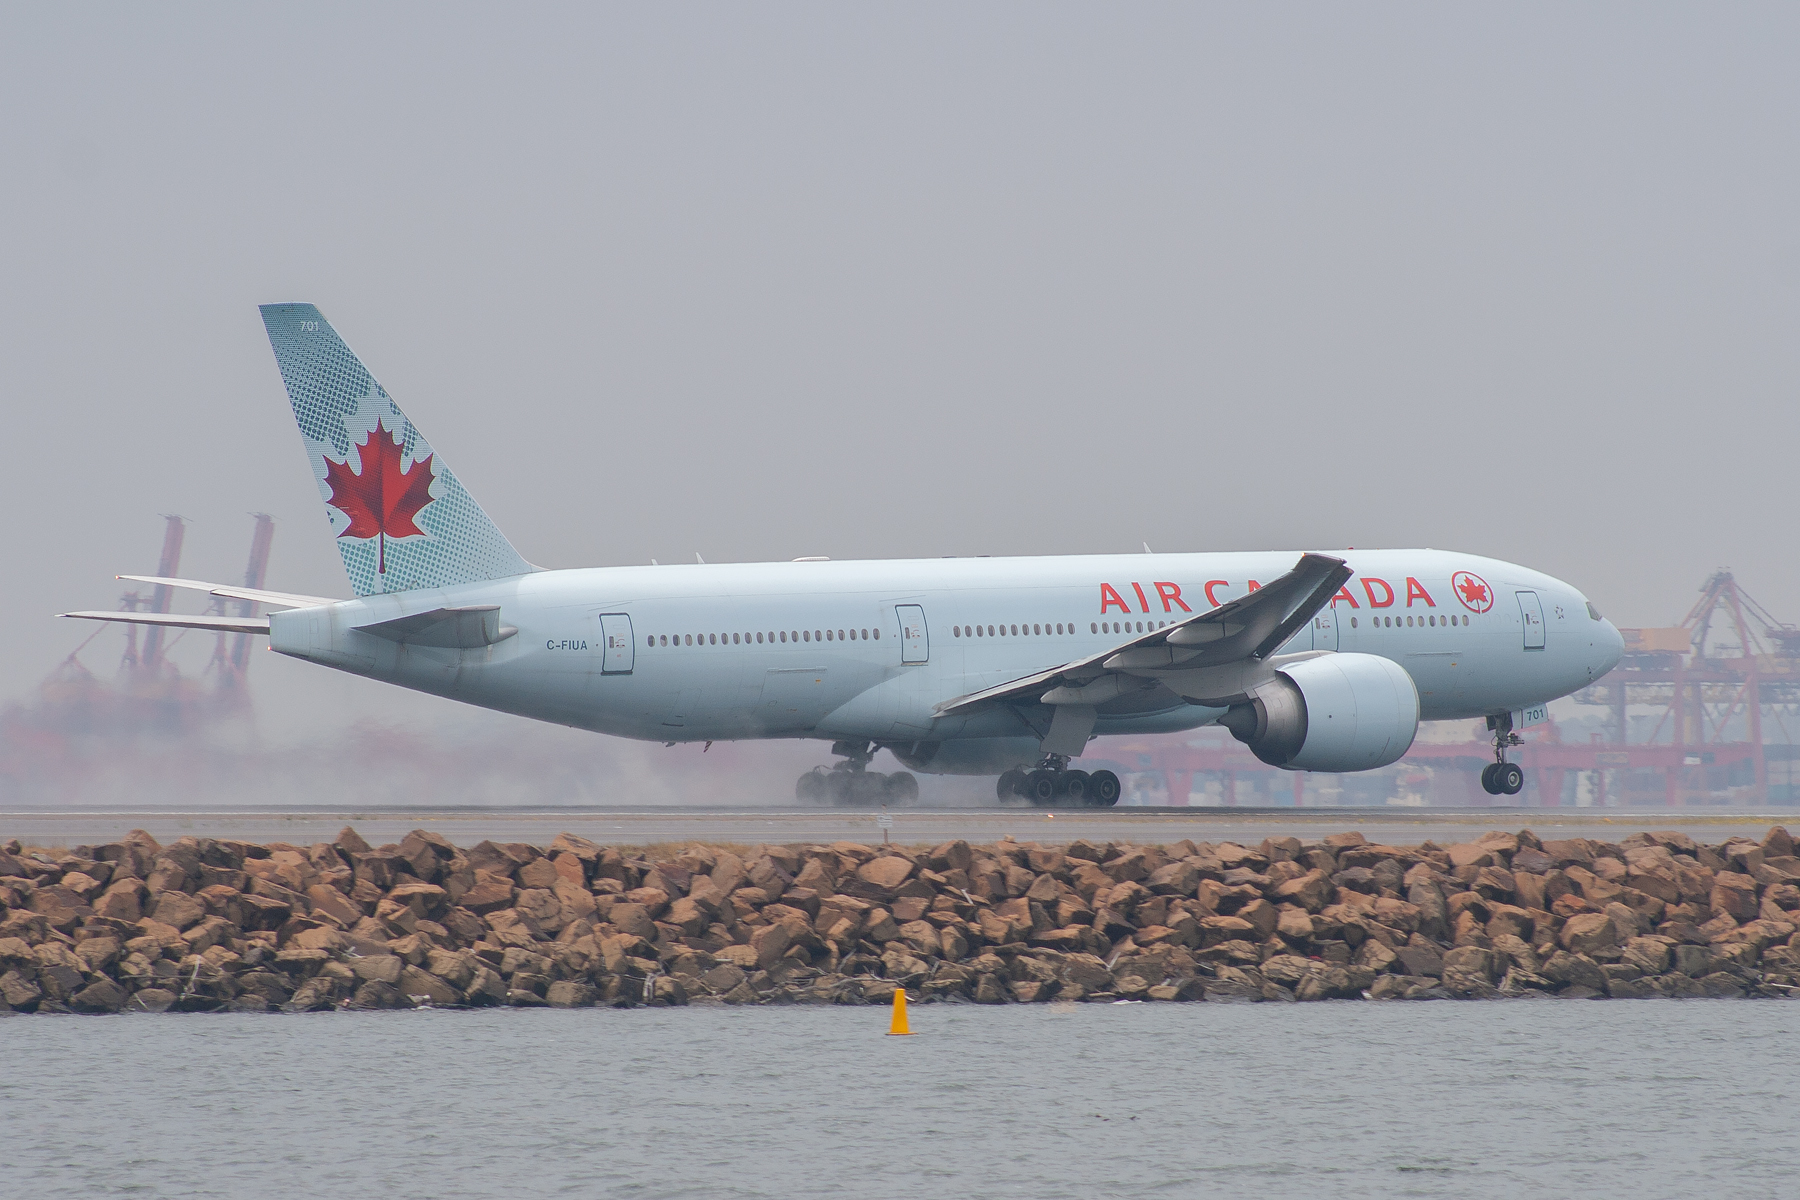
[66,305,1624,805]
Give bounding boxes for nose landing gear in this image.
[1481,714,1525,796]
[796,740,918,805]
[997,756,1121,807]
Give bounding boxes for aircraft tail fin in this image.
[259,304,534,596]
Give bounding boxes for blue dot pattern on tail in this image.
[260,304,534,597]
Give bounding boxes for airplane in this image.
[64,304,1625,806]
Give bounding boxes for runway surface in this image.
[2,806,1787,851]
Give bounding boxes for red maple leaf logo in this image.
[1452,570,1493,613]
[323,419,435,574]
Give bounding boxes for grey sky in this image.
[3,5,1797,743]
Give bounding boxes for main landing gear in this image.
[796,740,919,806]
[996,755,1121,807]
[1481,714,1525,796]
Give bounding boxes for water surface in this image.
[5,999,1796,1199]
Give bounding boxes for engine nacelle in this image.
[1218,653,1419,772]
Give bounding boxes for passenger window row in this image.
[1092,620,1170,635]
[953,623,1079,638]
[1348,614,1469,629]
[648,628,880,648]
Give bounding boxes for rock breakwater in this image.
[2,825,1798,1013]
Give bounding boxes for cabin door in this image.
[896,605,929,664]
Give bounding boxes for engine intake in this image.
[1220,653,1419,772]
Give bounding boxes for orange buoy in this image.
[887,986,913,1035]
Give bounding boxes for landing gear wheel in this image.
[997,769,1028,801]
[849,772,889,805]
[1480,763,1502,795]
[797,769,827,802]
[884,771,918,803]
[1060,770,1090,805]
[1089,770,1121,807]
[1026,769,1059,806]
[1496,762,1524,796]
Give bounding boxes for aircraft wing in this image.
[934,553,1352,724]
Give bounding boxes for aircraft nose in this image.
[1596,618,1623,677]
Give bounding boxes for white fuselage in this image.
[267,548,1623,771]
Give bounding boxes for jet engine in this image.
[1217,653,1418,772]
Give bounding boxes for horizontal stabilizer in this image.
[62,611,271,634]
[118,575,336,610]
[354,606,516,649]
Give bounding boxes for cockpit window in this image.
[1587,602,1602,621]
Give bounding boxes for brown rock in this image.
[515,858,559,890]
[67,976,128,1014]
[1622,936,1673,976]
[459,874,516,916]
[700,963,747,994]
[1445,844,1494,869]
[1277,907,1315,942]
[148,890,205,932]
[1710,872,1759,922]
[0,969,43,1009]
[1541,950,1606,990]
[1476,831,1520,856]
[387,881,450,921]
[1146,861,1199,897]
[751,922,792,968]
[1472,867,1516,901]
[130,986,179,1013]
[1237,899,1279,940]
[1539,839,1594,869]
[1441,945,1496,989]
[352,954,404,984]
[1570,868,1625,907]
[1407,879,1449,941]
[546,980,599,1007]
[292,926,347,954]
[854,855,915,896]
[73,937,121,973]
[897,920,940,957]
[1197,915,1257,947]
[1273,869,1333,912]
[1355,938,1398,973]
[1293,966,1355,1001]
[1511,846,1555,875]
[1560,912,1618,955]
[93,880,145,922]
[1625,866,1680,905]
[1395,940,1443,977]
[397,965,460,1006]
[334,826,373,857]
[306,884,363,927]
[1486,904,1534,943]
[609,901,659,942]
[1511,872,1547,913]
[235,893,290,932]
